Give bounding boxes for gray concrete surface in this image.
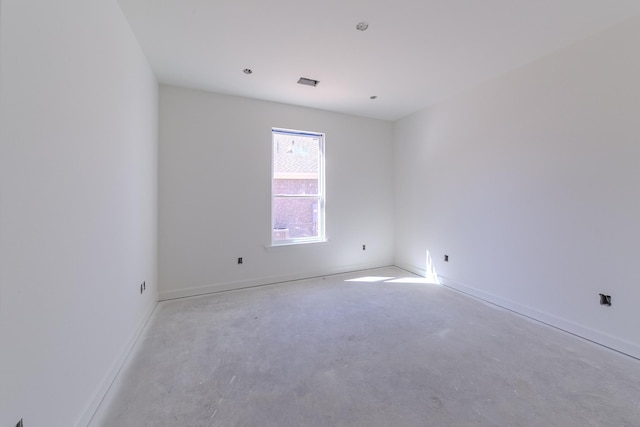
[90,267,640,426]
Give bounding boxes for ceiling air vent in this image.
[297,77,319,87]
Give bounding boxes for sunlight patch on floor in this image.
[345,250,441,285]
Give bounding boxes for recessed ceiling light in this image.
[356,21,369,31]
[370,95,377,100]
[243,68,252,75]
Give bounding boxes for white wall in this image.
[0,1,158,425]
[159,85,394,299]
[394,15,640,358]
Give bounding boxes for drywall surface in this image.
[159,86,394,298]
[0,1,158,425]
[394,15,640,358]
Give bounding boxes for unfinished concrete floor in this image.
[90,267,640,426]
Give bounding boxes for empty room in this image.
[2,0,640,426]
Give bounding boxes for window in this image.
[272,128,325,245]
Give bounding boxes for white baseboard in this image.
[76,296,159,427]
[394,261,427,278]
[159,263,393,301]
[434,273,640,360]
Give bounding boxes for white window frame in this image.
[271,128,326,246]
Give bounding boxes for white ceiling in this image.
[117,0,640,121]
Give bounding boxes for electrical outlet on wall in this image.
[237,257,243,264]
[444,254,449,262]
[599,293,611,306]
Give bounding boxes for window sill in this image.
[265,239,330,251]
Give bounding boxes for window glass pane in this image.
[272,128,324,245]
[273,133,319,196]
[273,197,320,240]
